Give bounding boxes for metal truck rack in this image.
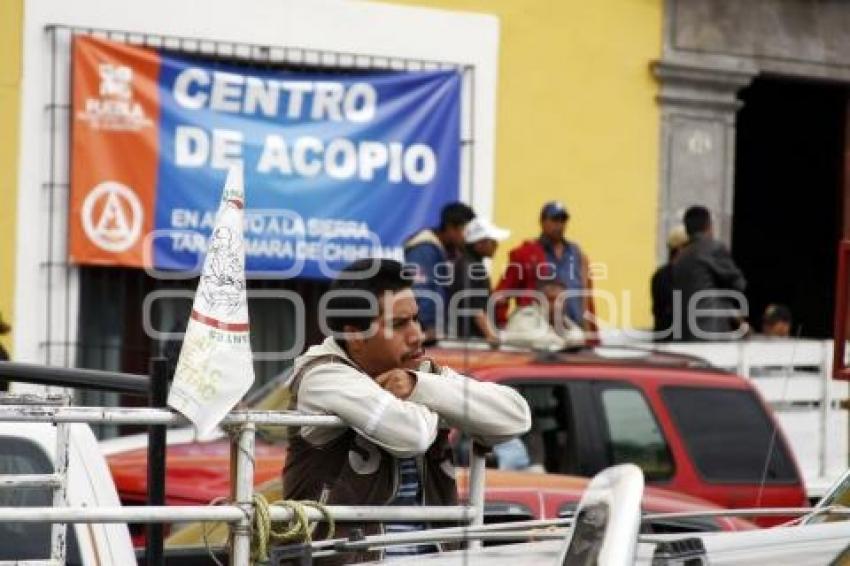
[0,402,488,566]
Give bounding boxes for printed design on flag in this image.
[77,62,153,131]
[80,181,144,252]
[201,225,246,315]
[171,325,221,401]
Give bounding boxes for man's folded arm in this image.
[297,364,439,457]
[407,367,531,446]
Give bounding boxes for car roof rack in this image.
[533,345,716,370]
[430,340,718,372]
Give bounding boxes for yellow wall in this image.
[387,0,663,329]
[0,0,22,355]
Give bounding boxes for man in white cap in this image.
[448,217,510,344]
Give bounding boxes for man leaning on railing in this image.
[282,258,531,564]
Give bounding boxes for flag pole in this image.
[146,356,169,566]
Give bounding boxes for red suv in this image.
[429,345,808,523]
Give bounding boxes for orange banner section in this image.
[69,36,160,267]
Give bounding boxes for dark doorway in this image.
[733,77,847,338]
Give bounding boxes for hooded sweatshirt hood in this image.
[403,228,444,251]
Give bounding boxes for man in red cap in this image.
[493,201,597,341]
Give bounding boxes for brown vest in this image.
[281,354,459,564]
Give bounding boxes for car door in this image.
[587,381,677,484]
[497,379,603,477]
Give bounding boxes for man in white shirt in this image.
[282,258,531,563]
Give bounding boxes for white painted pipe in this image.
[0,406,343,426]
[337,529,567,550]
[642,507,837,520]
[465,446,487,550]
[50,420,70,564]
[0,474,62,488]
[229,424,255,566]
[312,517,574,550]
[0,504,476,523]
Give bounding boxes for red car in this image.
[429,345,808,524]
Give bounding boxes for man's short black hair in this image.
[438,202,475,231]
[324,258,413,333]
[683,206,712,238]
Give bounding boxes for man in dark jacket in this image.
[404,203,475,344]
[672,206,747,341]
[651,225,688,341]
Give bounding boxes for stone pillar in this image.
[651,60,755,261]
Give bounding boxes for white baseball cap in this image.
[464,217,510,243]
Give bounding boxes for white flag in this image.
[168,165,255,437]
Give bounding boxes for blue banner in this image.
[152,53,461,278]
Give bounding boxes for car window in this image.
[596,386,674,481]
[509,383,579,475]
[0,436,82,563]
[661,386,798,483]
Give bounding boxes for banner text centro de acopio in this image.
[68,35,461,278]
[171,69,438,185]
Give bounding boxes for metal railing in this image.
[0,402,487,566]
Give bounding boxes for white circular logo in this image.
[81,181,143,252]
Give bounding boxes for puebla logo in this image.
[77,63,152,131]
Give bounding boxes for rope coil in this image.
[198,494,335,565]
[251,494,336,563]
